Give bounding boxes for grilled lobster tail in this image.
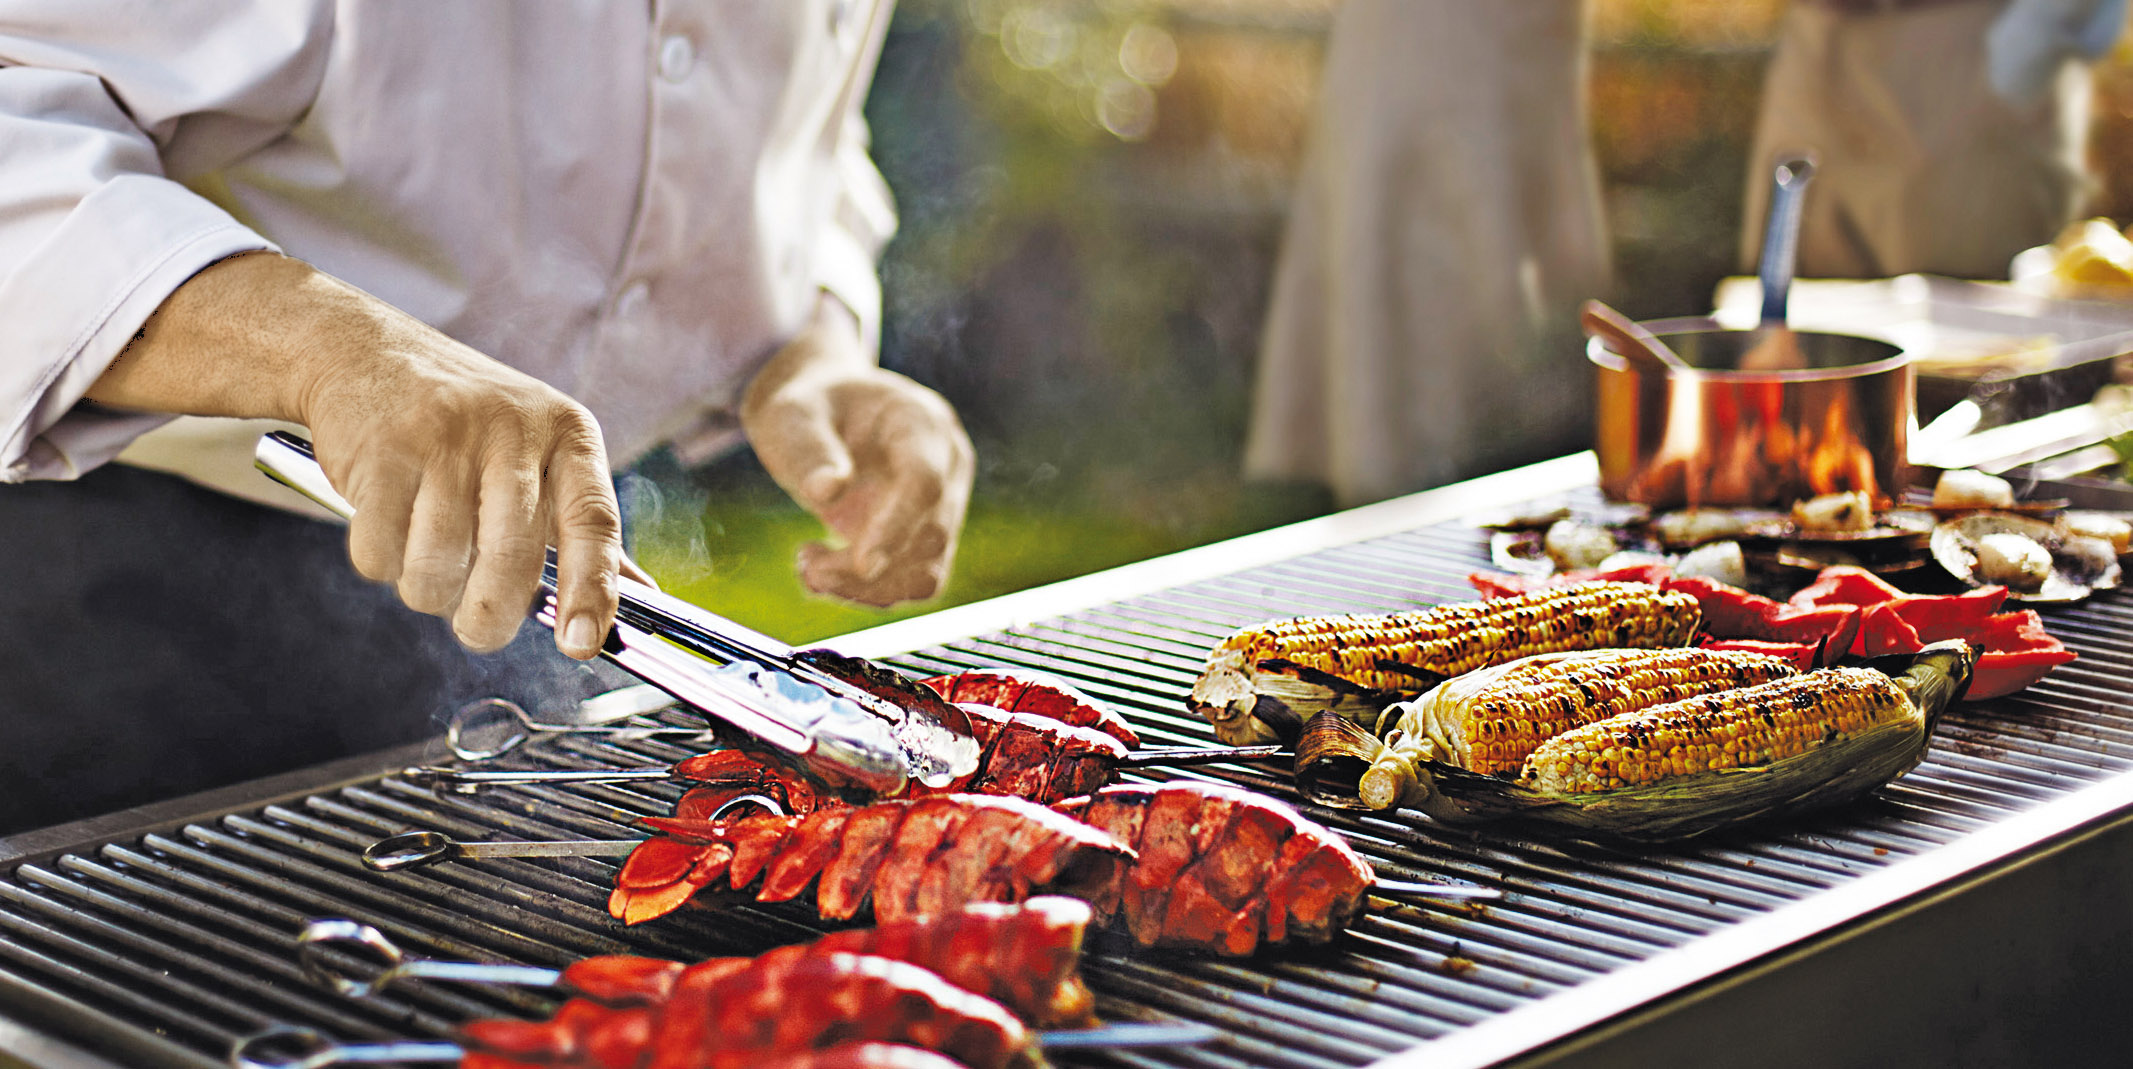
[462,952,1042,1069]
[562,899,1097,1030]
[1053,782,1375,956]
[667,668,1134,812]
[617,784,1379,957]
[609,795,1132,927]
[921,669,1141,748]
[808,898,1097,1030]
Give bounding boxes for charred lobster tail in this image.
[611,794,1132,926]
[1053,782,1375,956]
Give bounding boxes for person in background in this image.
[1741,0,2128,279]
[1244,0,1611,509]
[0,2,973,834]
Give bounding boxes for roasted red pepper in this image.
[1791,566,2008,653]
[1467,561,1671,599]
[1851,602,1925,659]
[1469,567,1860,665]
[1789,566,2071,699]
[1663,576,1860,667]
[1470,561,2076,697]
[1969,611,2079,700]
[1785,565,1907,608]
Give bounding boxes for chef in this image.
[1741,0,2128,279]
[1244,0,1610,508]
[0,2,973,832]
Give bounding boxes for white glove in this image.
[1989,0,2129,107]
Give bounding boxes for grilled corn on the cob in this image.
[1388,641,1974,842]
[1520,667,1909,793]
[1356,648,1797,810]
[1190,582,1704,745]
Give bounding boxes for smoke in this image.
[618,469,716,589]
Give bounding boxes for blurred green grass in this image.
[629,456,1328,646]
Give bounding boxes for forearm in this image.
[741,292,868,419]
[88,251,387,426]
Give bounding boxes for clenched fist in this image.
[91,252,623,659]
[742,297,974,607]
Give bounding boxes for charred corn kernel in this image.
[1441,648,1797,776]
[1520,667,1911,794]
[1217,582,1703,692]
[1358,647,1797,810]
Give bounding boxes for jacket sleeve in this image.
[811,0,899,358]
[0,3,331,482]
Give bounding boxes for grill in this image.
[7,455,2133,1069]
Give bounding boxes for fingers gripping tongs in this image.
[254,431,979,795]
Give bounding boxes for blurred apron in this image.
[1246,0,1610,508]
[1740,0,2092,279]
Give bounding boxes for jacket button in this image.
[658,35,695,83]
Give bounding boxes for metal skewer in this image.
[290,921,1285,1029]
[1117,743,1287,767]
[292,919,1209,1055]
[231,1020,1223,1068]
[403,764,679,791]
[361,795,779,871]
[405,741,1295,792]
[268,920,1227,1063]
[1371,879,1501,903]
[360,831,640,871]
[232,1027,461,1068]
[297,920,561,998]
[445,697,710,762]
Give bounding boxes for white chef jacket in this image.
[0,1,898,509]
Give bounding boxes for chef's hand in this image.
[741,296,974,606]
[89,251,623,659]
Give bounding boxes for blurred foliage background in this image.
[637,0,2133,643]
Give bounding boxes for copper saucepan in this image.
[1591,317,1911,509]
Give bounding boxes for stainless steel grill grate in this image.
[6,488,2133,1069]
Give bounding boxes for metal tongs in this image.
[255,431,980,795]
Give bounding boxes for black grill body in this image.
[7,473,2133,1069]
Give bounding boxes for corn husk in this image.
[1354,651,1620,809]
[1292,711,1393,809]
[1341,641,1974,842]
[1192,653,1418,747]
